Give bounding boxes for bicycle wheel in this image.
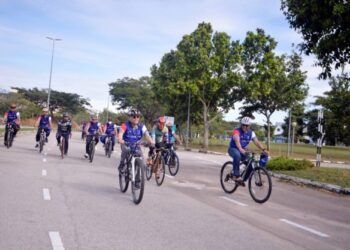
[107,140,112,158]
[39,134,45,153]
[248,166,272,203]
[89,141,95,163]
[60,137,65,159]
[220,161,240,193]
[132,158,145,205]
[119,161,129,193]
[168,152,180,176]
[155,155,165,186]
[145,161,152,180]
[6,129,12,149]
[105,140,109,156]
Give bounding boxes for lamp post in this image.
[46,36,62,109]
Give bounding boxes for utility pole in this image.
[46,37,61,109]
[316,109,325,167]
[186,92,191,149]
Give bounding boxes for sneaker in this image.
[84,153,89,158]
[35,143,39,148]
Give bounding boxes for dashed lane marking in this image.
[49,231,65,250]
[42,169,47,176]
[279,219,329,238]
[219,196,248,207]
[43,188,51,201]
[165,174,174,179]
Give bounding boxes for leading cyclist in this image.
[3,103,21,146]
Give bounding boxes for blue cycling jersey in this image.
[122,121,144,143]
[6,111,19,124]
[39,115,51,128]
[88,121,100,134]
[229,127,255,149]
[105,122,115,135]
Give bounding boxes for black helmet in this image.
[62,113,69,117]
[128,109,141,117]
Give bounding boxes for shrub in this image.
[267,157,314,171]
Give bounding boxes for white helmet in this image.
[241,117,251,125]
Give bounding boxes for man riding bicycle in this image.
[117,109,154,175]
[56,113,72,155]
[100,117,117,151]
[228,117,268,183]
[166,122,181,147]
[35,107,52,148]
[3,103,21,146]
[84,115,103,158]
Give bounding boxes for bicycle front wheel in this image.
[119,162,129,193]
[248,167,272,203]
[220,161,239,194]
[168,152,179,176]
[6,129,12,149]
[60,137,65,159]
[39,135,45,153]
[107,141,112,158]
[89,141,95,163]
[155,156,165,186]
[132,158,145,205]
[145,161,152,180]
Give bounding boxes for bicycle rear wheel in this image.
[132,158,145,205]
[6,129,12,149]
[168,152,179,176]
[39,134,45,153]
[119,161,129,193]
[220,161,240,193]
[155,156,165,186]
[89,141,95,163]
[248,167,272,203]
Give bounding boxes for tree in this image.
[152,22,243,151]
[109,76,165,127]
[240,29,308,150]
[281,0,350,79]
[314,72,350,145]
[13,87,91,117]
[0,92,41,119]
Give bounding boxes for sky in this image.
[0,0,331,125]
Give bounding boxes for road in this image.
[1,132,349,250]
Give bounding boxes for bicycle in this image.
[5,123,15,149]
[163,143,180,176]
[145,146,166,186]
[119,142,145,205]
[220,152,272,203]
[59,134,69,159]
[39,128,47,153]
[86,134,97,163]
[104,135,113,158]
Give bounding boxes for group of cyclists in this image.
[2,103,268,188]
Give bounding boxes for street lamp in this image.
[46,36,62,109]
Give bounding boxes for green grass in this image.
[277,168,350,188]
[189,138,350,162]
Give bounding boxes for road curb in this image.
[269,171,350,195]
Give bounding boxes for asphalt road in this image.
[1,132,349,250]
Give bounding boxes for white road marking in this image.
[279,219,329,238]
[49,231,65,250]
[220,196,248,207]
[42,169,47,176]
[171,181,205,190]
[43,188,51,200]
[44,152,48,155]
[194,155,222,165]
[43,158,47,162]
[165,174,174,179]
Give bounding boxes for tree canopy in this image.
[281,0,350,79]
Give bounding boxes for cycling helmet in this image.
[128,109,141,117]
[42,107,49,112]
[62,113,68,117]
[158,116,166,124]
[241,117,251,125]
[259,153,269,167]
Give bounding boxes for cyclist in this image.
[148,116,169,160]
[166,122,181,146]
[3,103,21,146]
[35,107,52,148]
[100,117,117,151]
[228,117,268,183]
[56,113,72,155]
[117,109,154,174]
[84,115,103,158]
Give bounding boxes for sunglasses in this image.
[242,124,250,127]
[132,115,140,119]
[10,106,16,109]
